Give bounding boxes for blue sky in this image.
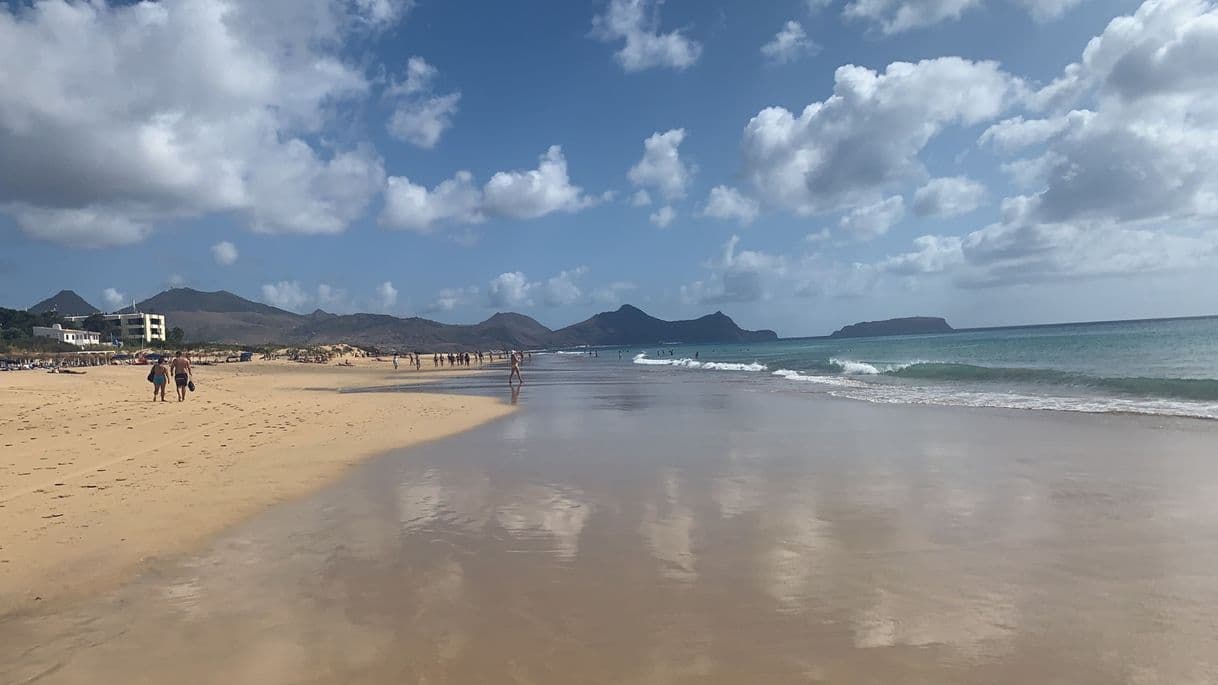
[2,0,1216,336]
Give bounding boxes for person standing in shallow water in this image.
[509,351,523,385]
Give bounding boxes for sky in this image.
[1,0,1216,336]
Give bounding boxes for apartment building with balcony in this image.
[63,312,167,345]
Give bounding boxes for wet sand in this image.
[0,358,510,613]
[3,357,1218,683]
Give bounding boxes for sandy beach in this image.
[0,357,512,613]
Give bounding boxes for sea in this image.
[554,316,1218,420]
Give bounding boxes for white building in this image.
[33,324,101,347]
[64,312,167,344]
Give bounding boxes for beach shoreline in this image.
[4,355,1218,683]
[0,357,513,614]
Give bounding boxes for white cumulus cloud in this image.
[702,186,760,225]
[447,268,611,311]
[874,0,1218,287]
[425,286,479,314]
[0,0,394,247]
[380,146,597,233]
[591,0,702,72]
[487,272,535,308]
[839,196,906,240]
[386,56,460,149]
[843,0,1087,34]
[880,234,966,274]
[8,206,150,249]
[389,93,460,149]
[262,280,312,312]
[1013,0,1088,22]
[541,267,588,307]
[591,281,638,305]
[102,287,126,311]
[761,20,819,65]
[376,281,398,311]
[843,0,983,33]
[380,171,482,234]
[650,205,677,227]
[682,235,787,304]
[741,57,1024,217]
[211,240,239,266]
[390,54,437,96]
[912,177,987,217]
[978,112,1087,151]
[628,129,694,200]
[482,146,596,219]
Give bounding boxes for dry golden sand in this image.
[0,358,511,613]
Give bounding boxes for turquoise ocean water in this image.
[569,316,1218,420]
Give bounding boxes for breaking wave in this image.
[631,356,1218,419]
[888,363,1218,402]
[633,354,767,372]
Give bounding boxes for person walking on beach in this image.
[149,358,169,402]
[393,353,399,371]
[170,351,192,402]
[509,351,523,385]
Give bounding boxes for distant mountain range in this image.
[28,290,100,317]
[551,305,775,347]
[830,316,953,338]
[31,289,777,349]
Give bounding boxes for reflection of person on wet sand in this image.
[509,351,523,385]
[510,383,521,405]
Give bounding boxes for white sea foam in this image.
[828,358,920,375]
[632,353,673,366]
[829,358,881,375]
[773,368,1218,418]
[834,385,1218,420]
[771,369,866,387]
[700,361,768,372]
[633,354,767,372]
[634,356,1218,419]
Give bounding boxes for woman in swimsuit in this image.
[509,351,523,385]
[150,360,168,402]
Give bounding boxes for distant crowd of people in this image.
[388,349,529,385]
[386,351,502,369]
[2,355,134,371]
[430,351,484,368]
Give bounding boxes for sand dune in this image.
[0,358,511,613]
